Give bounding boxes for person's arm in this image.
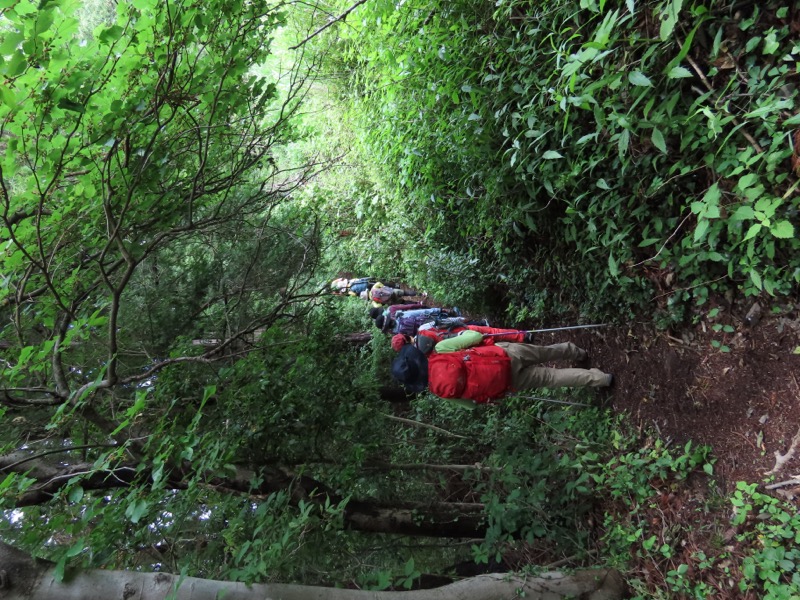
[434,330,483,353]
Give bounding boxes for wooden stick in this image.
[289,0,369,50]
[382,414,468,439]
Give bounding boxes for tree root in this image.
[765,425,800,475]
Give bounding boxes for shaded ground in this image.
[542,296,800,494]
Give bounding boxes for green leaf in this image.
[694,219,709,241]
[68,486,84,503]
[702,183,721,205]
[628,71,652,87]
[542,150,563,159]
[403,558,415,576]
[1,86,17,108]
[617,129,629,157]
[126,499,149,524]
[98,25,124,45]
[0,31,24,54]
[763,31,779,55]
[651,128,667,153]
[745,99,792,119]
[53,556,67,582]
[66,539,85,557]
[743,223,762,241]
[750,270,763,291]
[770,220,794,239]
[737,173,757,190]
[608,253,619,277]
[667,66,692,79]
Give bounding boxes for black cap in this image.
[391,344,428,393]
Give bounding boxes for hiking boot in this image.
[572,350,591,369]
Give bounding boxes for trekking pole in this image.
[517,396,591,408]
[482,323,610,337]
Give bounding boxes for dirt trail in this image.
[533,299,800,494]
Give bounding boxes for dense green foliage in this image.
[320,0,799,322]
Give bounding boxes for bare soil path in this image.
[532,297,800,495]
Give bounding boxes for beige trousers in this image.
[495,342,612,389]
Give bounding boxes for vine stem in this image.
[631,211,692,268]
[382,414,468,439]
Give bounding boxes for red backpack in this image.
[428,346,512,403]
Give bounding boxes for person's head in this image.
[391,334,411,352]
[368,307,383,320]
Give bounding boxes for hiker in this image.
[375,308,465,337]
[391,330,613,403]
[330,277,379,296]
[369,303,427,321]
[368,281,420,306]
[391,324,533,354]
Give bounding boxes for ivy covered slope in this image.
[336,0,799,318]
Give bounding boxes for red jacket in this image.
[417,325,525,345]
[428,346,512,403]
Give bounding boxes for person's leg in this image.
[496,342,611,389]
[513,365,611,389]
[496,341,586,365]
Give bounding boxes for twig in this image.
[382,414,468,439]
[544,553,583,569]
[765,425,800,475]
[517,396,590,408]
[683,49,763,154]
[289,0,369,50]
[781,178,800,200]
[632,211,692,268]
[765,478,800,490]
[651,275,727,302]
[362,461,500,473]
[0,444,119,472]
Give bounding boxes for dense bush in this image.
[322,0,799,321]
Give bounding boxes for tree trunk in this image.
[344,499,486,538]
[0,453,486,537]
[0,542,625,600]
